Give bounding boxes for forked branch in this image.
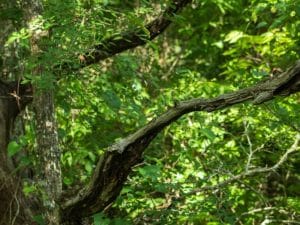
[61,61,300,222]
[188,133,300,195]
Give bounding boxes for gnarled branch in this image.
[61,61,300,222]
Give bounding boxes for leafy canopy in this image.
[7,0,300,224]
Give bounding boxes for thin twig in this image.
[187,134,300,195]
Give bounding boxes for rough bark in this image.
[61,61,300,221]
[27,0,62,224]
[33,89,62,224]
[0,0,61,224]
[1,0,300,223]
[0,1,192,223]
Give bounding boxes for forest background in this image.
[0,0,300,224]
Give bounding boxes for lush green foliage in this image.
[7,0,300,224]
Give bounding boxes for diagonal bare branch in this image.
[61,61,300,222]
[58,0,192,71]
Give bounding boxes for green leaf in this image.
[93,213,110,225]
[224,30,244,43]
[138,165,160,180]
[33,215,45,225]
[101,90,121,112]
[84,161,93,173]
[23,183,36,196]
[7,141,22,157]
[256,21,268,29]
[63,177,73,186]
[200,128,216,141]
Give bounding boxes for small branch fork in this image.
[61,61,300,221]
[187,134,300,195]
[2,1,193,224]
[4,0,300,222]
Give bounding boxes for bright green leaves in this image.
[93,213,110,225]
[224,30,244,44]
[200,128,216,142]
[7,141,22,158]
[138,164,161,182]
[5,28,30,48]
[61,147,97,184]
[57,55,151,185]
[7,135,31,160]
[35,0,300,223]
[251,0,300,29]
[7,133,34,173]
[23,182,38,197]
[222,28,296,85]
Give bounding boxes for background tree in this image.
[1,0,300,224]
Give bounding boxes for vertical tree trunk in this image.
[27,0,62,223]
[33,89,62,224]
[0,0,62,223]
[27,0,62,225]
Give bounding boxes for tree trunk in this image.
[0,82,33,225]
[33,89,62,224]
[28,0,62,223]
[0,0,61,223]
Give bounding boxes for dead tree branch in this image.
[61,61,300,222]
